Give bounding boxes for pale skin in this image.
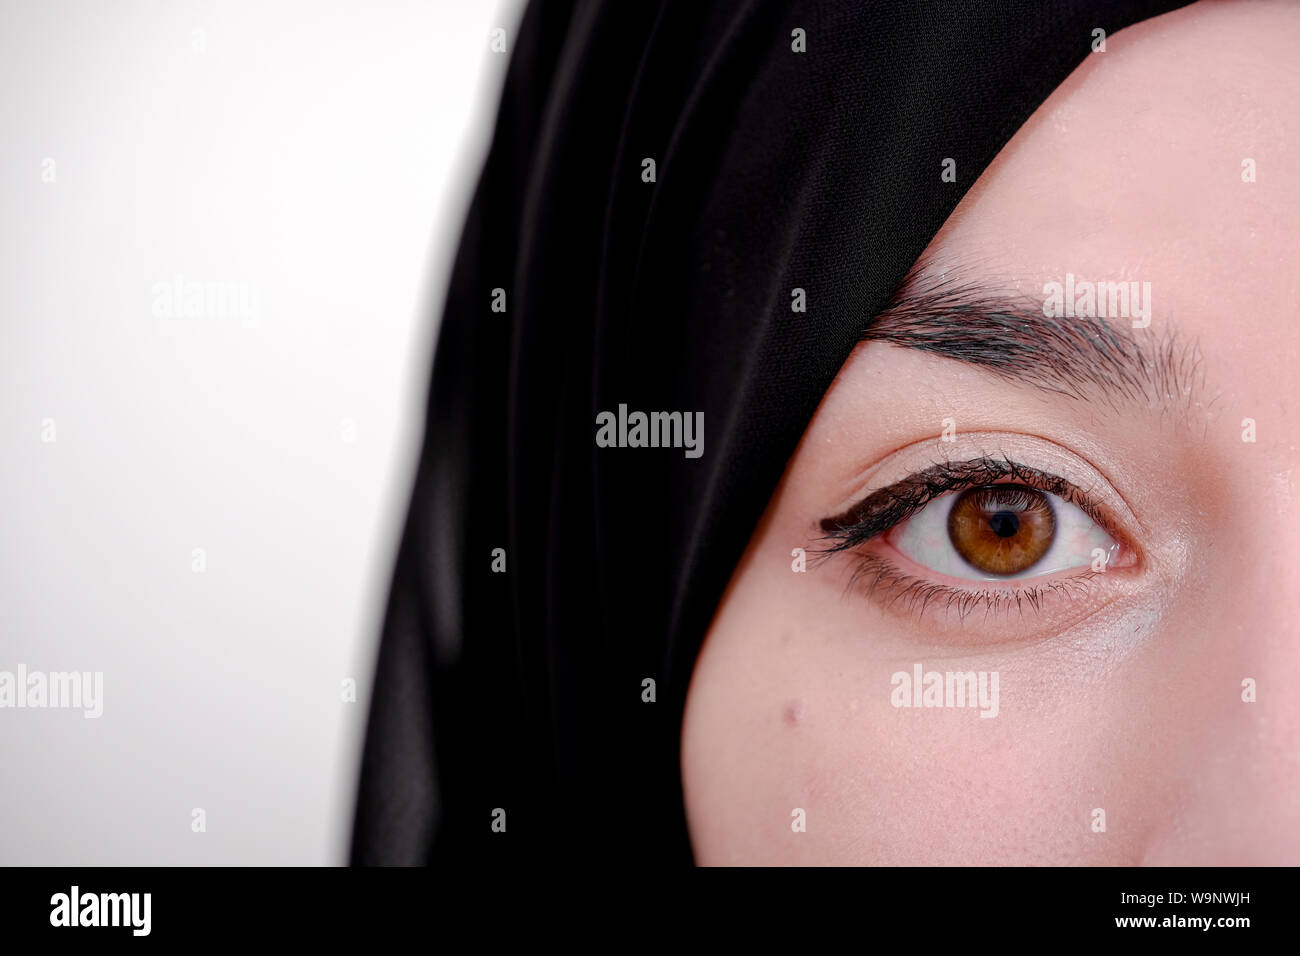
[681,0,1300,865]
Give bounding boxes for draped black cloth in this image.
[351,0,1192,866]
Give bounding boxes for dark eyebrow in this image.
[862,266,1204,411]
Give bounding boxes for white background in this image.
[0,0,524,864]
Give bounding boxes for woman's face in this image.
[681,0,1300,865]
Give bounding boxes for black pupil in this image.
[989,510,1020,538]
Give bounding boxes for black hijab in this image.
[351,0,1193,866]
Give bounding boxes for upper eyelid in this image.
[815,456,1117,554]
[829,429,1149,534]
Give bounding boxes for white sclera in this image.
[890,488,1118,581]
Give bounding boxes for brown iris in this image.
[946,485,1055,575]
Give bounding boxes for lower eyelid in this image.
[873,534,1118,590]
[837,546,1142,637]
[840,549,1105,622]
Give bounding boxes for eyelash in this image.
[814,456,1125,620]
[825,552,1102,621]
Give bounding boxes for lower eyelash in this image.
[840,552,1101,621]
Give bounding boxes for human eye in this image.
[815,452,1140,623]
[893,480,1122,580]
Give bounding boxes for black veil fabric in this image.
[351,0,1193,866]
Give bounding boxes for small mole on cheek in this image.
[783,700,804,727]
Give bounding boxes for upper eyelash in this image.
[814,454,1111,555]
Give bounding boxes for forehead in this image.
[926,1,1300,380]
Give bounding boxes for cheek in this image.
[681,545,1158,864]
[808,695,1129,865]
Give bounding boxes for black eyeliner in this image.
[816,455,1108,554]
